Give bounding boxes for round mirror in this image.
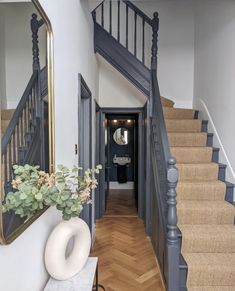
[113,128,130,145]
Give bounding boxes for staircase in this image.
[164,103,235,290]
[92,1,235,290]
[1,14,47,242]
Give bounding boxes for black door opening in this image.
[105,114,139,214]
[95,107,145,220]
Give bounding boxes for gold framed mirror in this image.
[0,0,54,244]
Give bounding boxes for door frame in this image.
[78,74,92,230]
[95,107,145,219]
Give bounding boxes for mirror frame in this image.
[0,0,55,245]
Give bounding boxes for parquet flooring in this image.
[91,189,165,291]
[105,190,137,216]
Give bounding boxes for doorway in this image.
[95,107,145,219]
[78,74,92,230]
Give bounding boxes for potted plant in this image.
[3,164,102,220]
[3,163,102,280]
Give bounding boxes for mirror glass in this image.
[0,0,54,244]
[113,128,130,145]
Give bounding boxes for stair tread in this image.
[179,225,235,253]
[165,119,202,133]
[178,200,234,225]
[178,200,234,209]
[177,180,226,201]
[171,147,213,163]
[163,107,195,119]
[168,132,208,147]
[183,253,235,286]
[177,163,219,181]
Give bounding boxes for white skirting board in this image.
[198,99,235,201]
[109,182,134,190]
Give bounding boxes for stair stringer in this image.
[94,23,151,97]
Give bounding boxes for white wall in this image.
[0,6,7,108]
[92,0,195,108]
[136,0,195,108]
[0,1,99,291]
[1,2,46,109]
[98,55,147,107]
[194,0,235,186]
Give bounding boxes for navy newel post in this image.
[167,157,180,291]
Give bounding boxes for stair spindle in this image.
[8,140,12,181]
[20,116,23,145]
[117,0,120,42]
[109,0,112,34]
[134,12,137,57]
[126,4,129,49]
[142,19,145,65]
[151,12,159,70]
[101,2,104,27]
[31,14,40,71]
[13,131,16,165]
[4,152,8,186]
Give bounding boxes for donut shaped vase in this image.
[44,217,91,280]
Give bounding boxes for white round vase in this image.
[44,217,91,280]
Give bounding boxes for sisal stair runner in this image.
[163,100,235,290]
[1,109,14,136]
[1,109,15,187]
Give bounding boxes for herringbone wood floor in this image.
[91,190,165,291]
[105,190,137,216]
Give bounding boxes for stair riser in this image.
[178,210,234,225]
[168,134,207,147]
[178,164,226,181]
[172,148,213,164]
[201,120,208,132]
[178,165,218,181]
[187,269,235,287]
[177,183,226,201]
[182,237,235,253]
[207,133,213,147]
[218,164,226,181]
[163,108,195,120]
[212,148,219,163]
[166,120,202,133]
[225,182,235,203]
[1,109,15,120]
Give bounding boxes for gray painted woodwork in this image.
[95,107,145,219]
[92,2,182,289]
[78,74,93,231]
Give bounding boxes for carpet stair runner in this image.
[162,99,235,290]
[1,109,15,188]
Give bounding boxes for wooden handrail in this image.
[122,0,152,25]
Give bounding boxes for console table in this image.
[44,257,99,291]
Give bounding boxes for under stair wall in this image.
[98,55,147,107]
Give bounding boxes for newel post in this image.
[31,13,41,71]
[167,157,180,291]
[151,12,159,70]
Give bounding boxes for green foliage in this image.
[3,164,102,221]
